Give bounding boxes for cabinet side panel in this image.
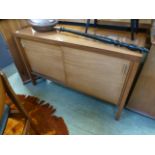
[127,45,155,118]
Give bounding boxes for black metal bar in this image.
[94,19,98,27]
[131,19,139,40]
[85,19,90,33]
[57,27,149,53]
[135,20,139,32]
[131,19,134,40]
[59,20,147,33]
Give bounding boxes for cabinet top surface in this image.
[15,25,145,60]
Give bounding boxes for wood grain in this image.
[21,39,66,83]
[63,46,130,104]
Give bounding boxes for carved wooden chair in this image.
[0,71,39,134]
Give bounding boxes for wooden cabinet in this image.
[14,26,143,119]
[63,47,130,104]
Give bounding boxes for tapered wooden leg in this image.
[31,74,36,85]
[115,106,124,120]
[115,62,140,120]
[14,37,36,85]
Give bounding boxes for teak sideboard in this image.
[14,26,143,120]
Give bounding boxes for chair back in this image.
[0,71,39,134]
[0,75,6,120]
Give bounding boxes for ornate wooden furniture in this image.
[0,71,39,134]
[14,25,144,120]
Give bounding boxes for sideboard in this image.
[14,25,143,119]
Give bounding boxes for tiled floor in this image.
[2,63,155,134]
